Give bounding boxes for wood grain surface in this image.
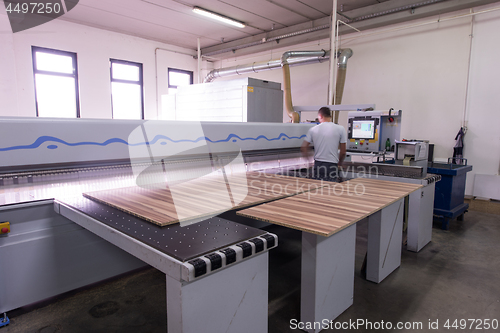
[237,178,422,237]
[82,172,328,226]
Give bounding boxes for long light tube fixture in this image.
[193,6,245,28]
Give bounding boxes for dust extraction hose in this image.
[333,49,353,123]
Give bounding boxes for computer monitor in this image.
[352,120,376,140]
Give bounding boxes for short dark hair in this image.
[318,107,331,118]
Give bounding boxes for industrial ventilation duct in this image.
[333,49,353,123]
[204,48,353,123]
[204,52,330,83]
[281,50,327,123]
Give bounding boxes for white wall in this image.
[463,7,500,194]
[0,11,203,119]
[1,4,498,195]
[0,15,18,114]
[212,4,500,195]
[340,17,470,161]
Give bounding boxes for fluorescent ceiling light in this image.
[193,7,245,28]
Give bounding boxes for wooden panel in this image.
[82,172,327,226]
[237,178,423,237]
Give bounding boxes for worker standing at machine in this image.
[301,107,347,182]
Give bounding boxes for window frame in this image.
[168,68,193,92]
[110,58,145,120]
[31,46,80,118]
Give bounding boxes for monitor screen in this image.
[352,120,376,140]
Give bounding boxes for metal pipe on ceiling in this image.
[204,52,330,83]
[203,25,330,58]
[281,50,328,61]
[340,5,500,43]
[203,48,353,124]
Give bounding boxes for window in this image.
[110,59,144,119]
[168,68,193,94]
[32,46,80,118]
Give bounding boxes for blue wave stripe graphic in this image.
[0,134,307,152]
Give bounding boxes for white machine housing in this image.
[162,77,284,122]
[0,118,314,172]
[395,140,429,173]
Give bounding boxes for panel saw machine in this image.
[0,117,315,332]
[0,114,439,331]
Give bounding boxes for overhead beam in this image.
[342,0,500,30]
[341,0,446,19]
[201,0,500,58]
[201,16,331,57]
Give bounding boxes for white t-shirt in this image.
[305,122,347,163]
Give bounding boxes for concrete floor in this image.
[4,210,499,333]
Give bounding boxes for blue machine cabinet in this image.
[428,159,473,230]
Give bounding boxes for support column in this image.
[301,224,356,333]
[367,199,404,283]
[407,183,435,252]
[166,252,269,333]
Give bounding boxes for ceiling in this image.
[61,0,500,58]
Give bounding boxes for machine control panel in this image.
[347,116,380,152]
[350,139,373,150]
[347,110,402,153]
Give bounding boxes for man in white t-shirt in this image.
[301,107,347,182]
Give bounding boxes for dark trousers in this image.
[312,160,339,182]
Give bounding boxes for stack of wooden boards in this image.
[82,172,422,235]
[82,172,328,226]
[237,177,422,236]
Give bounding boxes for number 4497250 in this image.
[5,2,62,15]
[444,319,498,330]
